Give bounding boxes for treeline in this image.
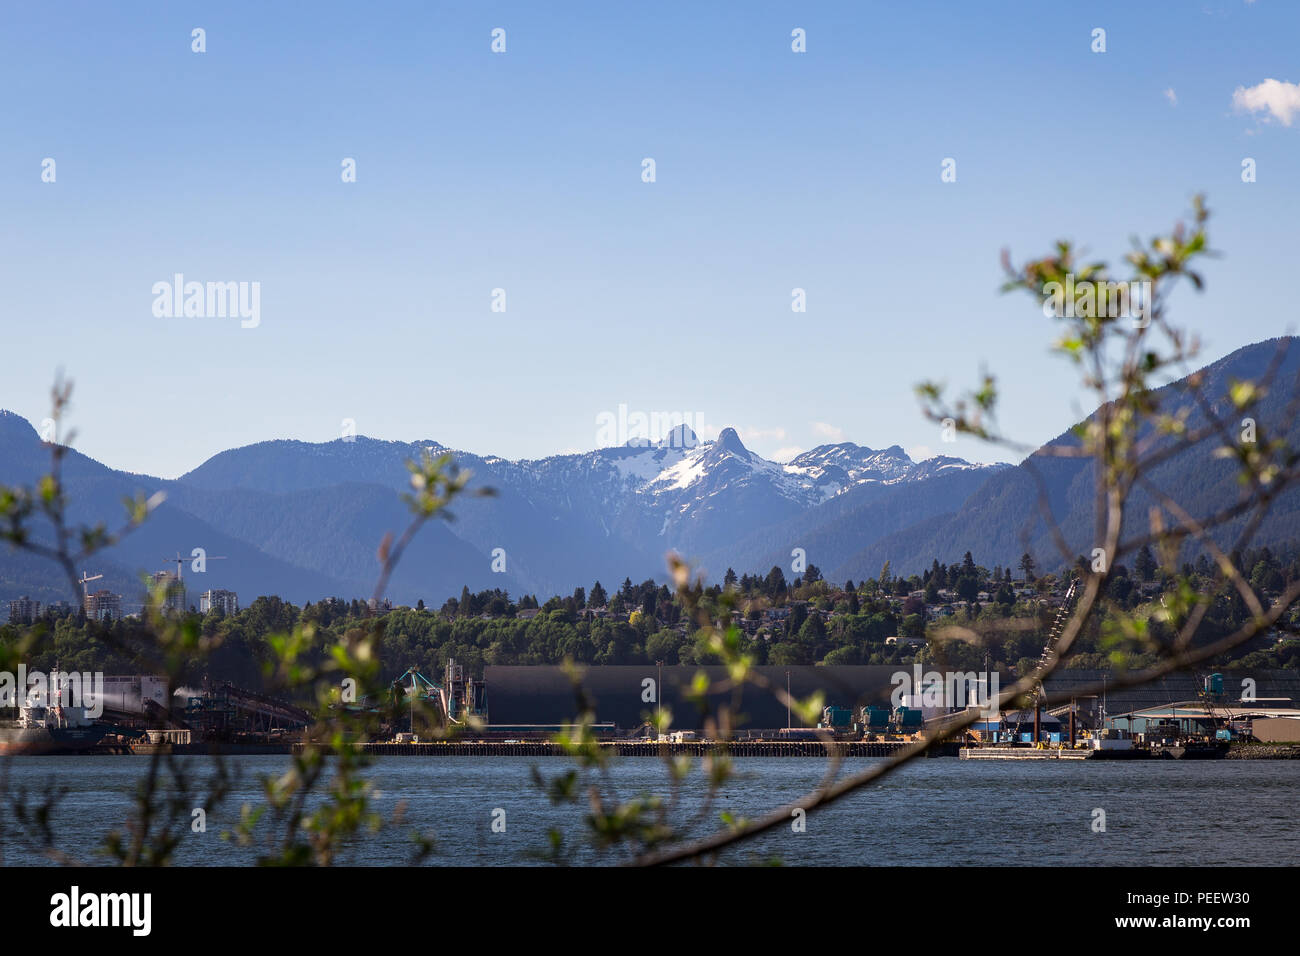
[4,545,1299,694]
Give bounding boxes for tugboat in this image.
[0,674,109,755]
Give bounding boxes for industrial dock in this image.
[309,738,962,758]
[8,662,1300,760]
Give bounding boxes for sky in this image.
[2,0,1297,478]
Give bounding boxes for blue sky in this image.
[2,1,1296,478]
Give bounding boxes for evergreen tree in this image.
[765,566,787,599]
[1134,545,1157,583]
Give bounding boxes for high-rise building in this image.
[199,589,239,615]
[7,596,41,625]
[149,571,186,614]
[84,590,122,621]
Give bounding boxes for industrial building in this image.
[483,665,1300,734]
[1103,701,1300,740]
[98,675,170,719]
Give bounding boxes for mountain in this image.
[0,410,361,610]
[177,424,1004,595]
[0,406,1002,609]
[8,338,1298,613]
[831,337,1300,580]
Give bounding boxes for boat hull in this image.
[0,725,111,755]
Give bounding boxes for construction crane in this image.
[162,551,227,582]
[77,572,103,610]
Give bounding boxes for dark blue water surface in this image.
[2,755,1296,866]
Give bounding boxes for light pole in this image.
[786,669,791,730]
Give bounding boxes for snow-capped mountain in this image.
[0,412,1004,604]
[6,339,1297,607]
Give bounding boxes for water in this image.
[2,755,1297,866]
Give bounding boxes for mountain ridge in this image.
[10,336,1293,611]
[0,411,1002,608]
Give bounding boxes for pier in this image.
[297,739,963,758]
[960,746,1091,760]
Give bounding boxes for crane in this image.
[77,572,103,608]
[1011,577,1079,744]
[163,551,227,582]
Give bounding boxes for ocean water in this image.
[1,755,1296,866]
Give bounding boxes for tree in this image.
[764,566,787,599]
[1134,545,1157,583]
[1018,552,1036,582]
[787,602,808,636]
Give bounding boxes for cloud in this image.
[1164,87,1177,107]
[907,444,935,461]
[810,421,845,441]
[1232,78,1300,126]
[773,446,805,462]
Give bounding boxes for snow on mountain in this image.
[629,429,995,513]
[2,410,1004,600]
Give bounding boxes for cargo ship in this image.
[0,684,110,755]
